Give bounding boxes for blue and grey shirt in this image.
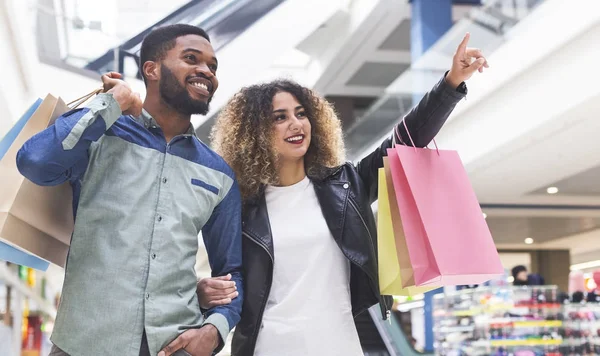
[16,93,243,355]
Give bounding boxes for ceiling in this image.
[435,0,600,263]
[485,216,600,245]
[528,165,600,197]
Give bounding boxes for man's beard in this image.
[159,64,212,116]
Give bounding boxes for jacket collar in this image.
[133,109,197,136]
[242,164,350,257]
[243,193,275,260]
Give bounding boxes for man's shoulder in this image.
[188,137,236,179]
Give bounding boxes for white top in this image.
[254,176,363,356]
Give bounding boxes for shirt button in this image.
[157,216,162,222]
[162,177,167,184]
[152,253,157,259]
[343,183,349,189]
[146,293,150,300]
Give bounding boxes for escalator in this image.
[347,0,546,162]
[366,305,434,356]
[36,0,286,79]
[355,309,389,356]
[84,0,286,79]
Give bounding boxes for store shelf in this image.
[0,264,56,318]
[490,339,563,347]
[486,320,563,328]
[432,286,589,355]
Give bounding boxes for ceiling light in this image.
[571,260,600,271]
[546,187,559,194]
[524,238,534,244]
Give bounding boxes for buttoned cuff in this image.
[202,313,229,352]
[61,93,122,150]
[92,93,122,127]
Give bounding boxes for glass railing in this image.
[34,0,285,79]
[348,0,546,161]
[368,305,433,356]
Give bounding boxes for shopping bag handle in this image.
[67,87,105,109]
[393,120,440,156]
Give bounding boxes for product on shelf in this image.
[433,285,600,356]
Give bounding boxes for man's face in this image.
[158,34,219,116]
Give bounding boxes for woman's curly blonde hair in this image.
[211,80,346,202]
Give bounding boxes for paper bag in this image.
[386,145,503,286]
[0,94,74,267]
[377,166,436,296]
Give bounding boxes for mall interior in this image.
[2,0,600,355]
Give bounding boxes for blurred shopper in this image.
[200,33,488,356]
[512,265,529,285]
[512,265,545,286]
[17,24,243,356]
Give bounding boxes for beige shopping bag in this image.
[0,89,101,267]
[378,165,435,296]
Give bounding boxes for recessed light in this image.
[547,187,559,194]
[525,237,534,244]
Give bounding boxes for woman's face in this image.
[270,91,312,162]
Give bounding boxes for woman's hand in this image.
[196,274,238,309]
[446,33,489,88]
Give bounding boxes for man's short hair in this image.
[139,24,210,83]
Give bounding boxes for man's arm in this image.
[199,179,244,352]
[16,72,141,186]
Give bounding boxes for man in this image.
[17,24,243,356]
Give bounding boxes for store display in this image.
[433,286,600,356]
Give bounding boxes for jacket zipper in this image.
[347,197,390,320]
[348,198,376,261]
[242,231,274,262]
[242,230,273,352]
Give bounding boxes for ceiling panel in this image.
[378,19,411,51]
[529,164,600,196]
[346,62,410,87]
[486,216,600,244]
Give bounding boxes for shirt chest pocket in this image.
[191,178,220,196]
[170,176,222,231]
[187,178,221,223]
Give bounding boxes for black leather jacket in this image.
[231,75,466,356]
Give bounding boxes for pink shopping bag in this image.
[385,126,503,286]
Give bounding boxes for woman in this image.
[201,34,487,356]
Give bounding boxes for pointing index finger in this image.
[456,32,470,56]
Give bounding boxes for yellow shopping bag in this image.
[378,163,435,296]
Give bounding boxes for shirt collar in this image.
[134,109,197,137]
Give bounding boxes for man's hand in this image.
[101,72,143,117]
[446,33,489,89]
[158,325,219,356]
[197,274,238,309]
